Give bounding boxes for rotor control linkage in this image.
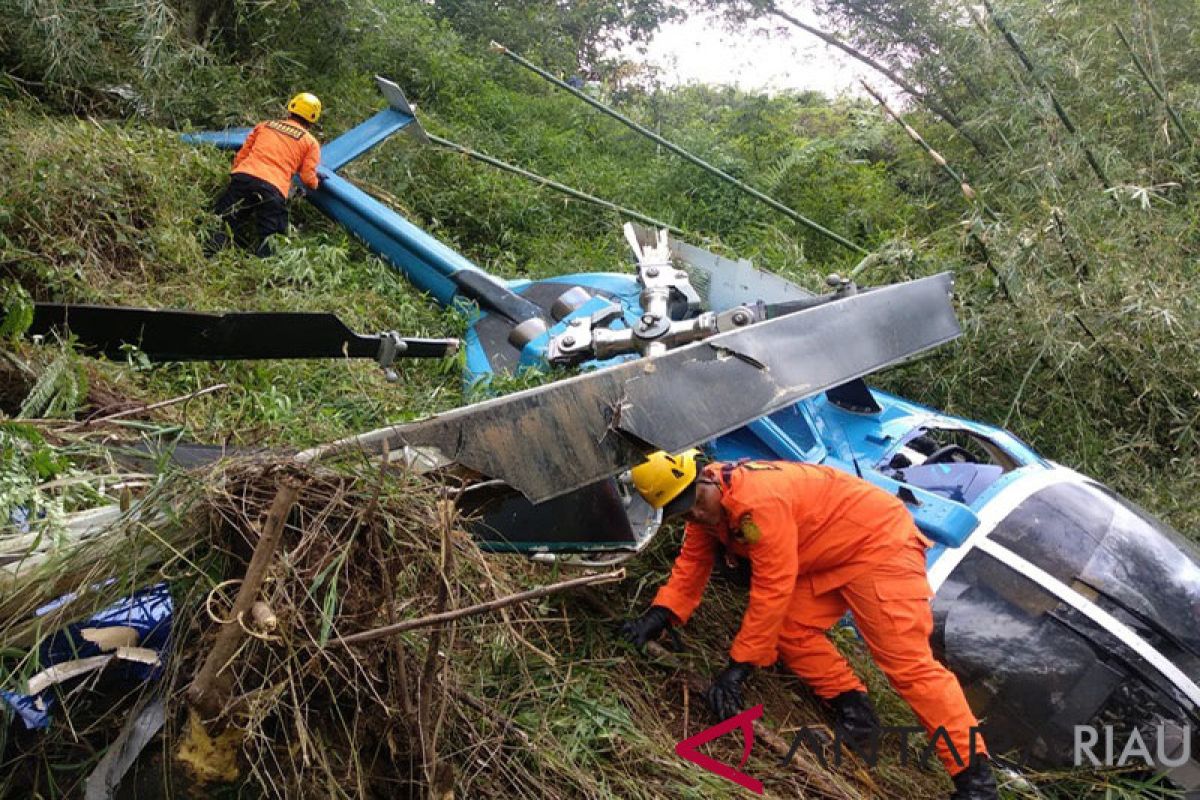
[546,225,860,366]
[27,304,459,379]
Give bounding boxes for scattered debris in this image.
[2,582,171,729]
[83,697,166,800]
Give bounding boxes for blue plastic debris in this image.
[8,506,31,533]
[2,583,173,729]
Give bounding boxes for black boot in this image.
[826,690,881,757]
[950,757,999,800]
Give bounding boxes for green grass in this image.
[2,0,1199,795]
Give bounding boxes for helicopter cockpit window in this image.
[880,427,1017,506]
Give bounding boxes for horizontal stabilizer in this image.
[320,76,429,172]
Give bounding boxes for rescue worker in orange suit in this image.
[206,92,322,257]
[620,450,999,800]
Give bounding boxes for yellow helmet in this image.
[631,449,700,509]
[287,92,322,124]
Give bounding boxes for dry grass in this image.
[0,453,977,799]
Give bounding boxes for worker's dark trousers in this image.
[207,173,288,257]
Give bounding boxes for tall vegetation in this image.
[2,0,1197,526]
[0,2,1198,795]
[695,0,1200,536]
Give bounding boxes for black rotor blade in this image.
[29,304,457,361]
[308,273,960,504]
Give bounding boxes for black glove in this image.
[703,660,754,720]
[618,605,672,647]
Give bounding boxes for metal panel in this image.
[628,222,812,309]
[302,272,960,504]
[461,479,649,552]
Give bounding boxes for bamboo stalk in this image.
[426,133,686,235]
[491,41,867,255]
[767,5,988,158]
[981,0,1112,189]
[333,568,625,646]
[1114,24,1193,145]
[1136,0,1166,88]
[1051,208,1087,279]
[968,231,1013,303]
[859,81,978,204]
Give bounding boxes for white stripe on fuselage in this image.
[928,466,1200,710]
[976,536,1200,709]
[927,467,1079,591]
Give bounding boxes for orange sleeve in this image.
[232,124,261,169]
[298,138,320,189]
[728,497,800,666]
[652,522,717,625]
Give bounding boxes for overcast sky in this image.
[618,4,875,97]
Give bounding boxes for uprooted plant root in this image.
[173,462,486,797]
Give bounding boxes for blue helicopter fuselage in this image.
[186,83,1200,781]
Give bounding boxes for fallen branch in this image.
[333,568,626,646]
[187,477,301,722]
[70,383,229,430]
[451,686,530,745]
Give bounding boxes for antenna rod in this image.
[491,41,867,256]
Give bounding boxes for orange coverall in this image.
[653,460,985,775]
[232,119,321,198]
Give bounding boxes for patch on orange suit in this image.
[735,513,762,544]
[265,120,306,139]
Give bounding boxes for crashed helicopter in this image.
[38,76,1198,787]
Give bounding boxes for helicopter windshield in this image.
[933,477,1200,770]
[880,427,1017,505]
[989,480,1200,663]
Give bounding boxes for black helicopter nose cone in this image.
[932,472,1200,788]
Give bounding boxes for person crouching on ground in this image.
[619,450,999,800]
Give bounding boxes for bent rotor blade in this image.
[304,273,959,504]
[29,304,458,361]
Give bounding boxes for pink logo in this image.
[674,704,764,794]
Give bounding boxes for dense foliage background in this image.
[4,0,1195,533]
[1,1,1197,797]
